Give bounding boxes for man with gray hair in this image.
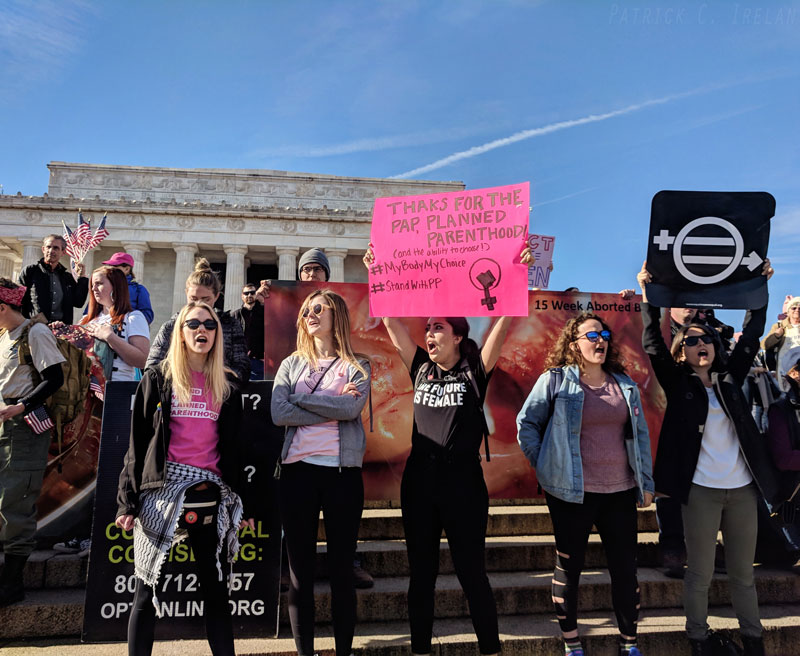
[18,235,88,324]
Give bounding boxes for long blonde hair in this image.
[161,302,231,406]
[293,289,368,377]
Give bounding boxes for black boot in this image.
[0,554,28,607]
[689,637,713,656]
[741,635,765,656]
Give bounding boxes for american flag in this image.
[76,212,91,250]
[89,213,109,248]
[24,405,54,434]
[89,375,105,401]
[62,220,78,259]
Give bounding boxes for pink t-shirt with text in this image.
[167,370,222,476]
[284,358,349,464]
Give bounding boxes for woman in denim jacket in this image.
[271,289,371,656]
[517,312,654,656]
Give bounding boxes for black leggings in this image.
[401,450,500,655]
[127,517,234,656]
[545,488,640,638]
[278,462,364,656]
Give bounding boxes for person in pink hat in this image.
[102,252,154,324]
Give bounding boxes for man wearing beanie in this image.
[763,296,800,392]
[297,248,330,281]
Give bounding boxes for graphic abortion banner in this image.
[527,233,555,290]
[265,282,665,500]
[646,190,774,309]
[368,182,530,317]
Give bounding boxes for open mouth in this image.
[195,334,209,344]
[595,345,606,356]
[697,348,709,358]
[427,340,437,354]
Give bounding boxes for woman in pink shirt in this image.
[271,289,371,656]
[116,302,254,656]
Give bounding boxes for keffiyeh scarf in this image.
[133,460,243,615]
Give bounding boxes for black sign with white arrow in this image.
[646,190,774,309]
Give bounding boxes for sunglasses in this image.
[242,290,256,296]
[682,334,714,347]
[577,330,611,343]
[302,303,331,318]
[183,319,218,331]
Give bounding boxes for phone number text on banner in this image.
[368,182,531,317]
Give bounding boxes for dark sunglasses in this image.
[577,330,611,343]
[682,334,714,347]
[183,319,218,331]
[242,290,256,296]
[302,303,331,318]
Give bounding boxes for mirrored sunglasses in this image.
[682,334,714,347]
[302,303,331,318]
[578,330,611,343]
[183,319,218,331]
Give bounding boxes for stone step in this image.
[347,505,658,540]
[10,532,662,592]
[323,532,661,577]
[3,605,799,655]
[279,567,800,624]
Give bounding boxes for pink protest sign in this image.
[527,234,555,289]
[368,182,530,317]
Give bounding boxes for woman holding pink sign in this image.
[363,244,532,656]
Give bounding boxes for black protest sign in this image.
[82,381,282,642]
[646,190,774,309]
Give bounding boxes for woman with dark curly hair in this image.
[517,312,654,656]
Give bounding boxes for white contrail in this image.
[390,92,696,180]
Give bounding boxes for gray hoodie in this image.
[271,354,371,468]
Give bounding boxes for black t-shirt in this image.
[409,346,490,455]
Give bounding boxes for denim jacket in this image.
[516,364,654,504]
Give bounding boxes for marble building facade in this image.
[0,162,463,334]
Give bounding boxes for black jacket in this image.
[18,259,89,325]
[231,302,264,360]
[116,367,249,518]
[642,302,779,506]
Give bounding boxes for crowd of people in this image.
[0,233,797,656]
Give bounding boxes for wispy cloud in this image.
[389,81,761,179]
[248,124,497,159]
[534,186,601,208]
[771,206,800,241]
[0,0,94,95]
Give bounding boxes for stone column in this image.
[223,245,248,312]
[122,241,149,282]
[276,247,299,281]
[0,255,15,279]
[172,243,198,313]
[20,239,41,270]
[325,248,348,283]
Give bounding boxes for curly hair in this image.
[543,312,626,374]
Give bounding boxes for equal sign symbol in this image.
[652,217,762,285]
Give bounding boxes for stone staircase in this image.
[2,501,799,655]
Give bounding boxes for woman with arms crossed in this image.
[362,244,532,656]
[271,289,371,656]
[638,260,777,656]
[516,313,653,656]
[116,302,253,656]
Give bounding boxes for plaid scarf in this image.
[133,460,243,616]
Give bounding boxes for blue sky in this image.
[1,0,799,325]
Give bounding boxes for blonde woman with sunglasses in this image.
[116,302,254,656]
[517,312,654,656]
[271,289,371,656]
